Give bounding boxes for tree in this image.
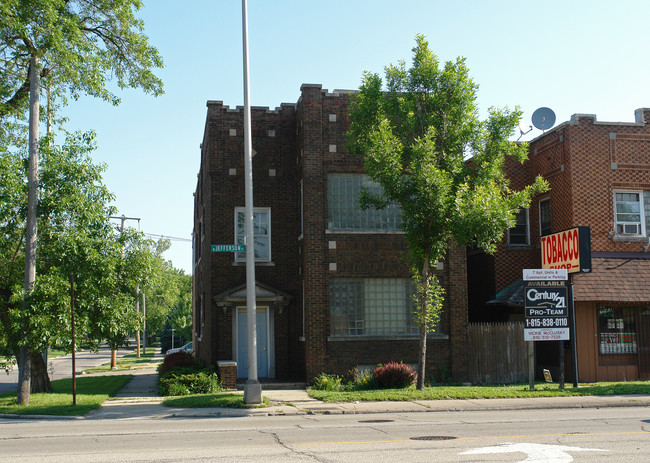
[0,0,163,404]
[167,277,192,342]
[0,131,147,393]
[348,35,548,389]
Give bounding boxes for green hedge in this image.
[159,368,222,396]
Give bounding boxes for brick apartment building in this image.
[469,108,650,382]
[193,84,469,384]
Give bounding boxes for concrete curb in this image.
[3,362,649,420]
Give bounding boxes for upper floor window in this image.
[614,191,647,236]
[235,207,271,262]
[539,198,551,237]
[508,208,529,246]
[327,173,402,231]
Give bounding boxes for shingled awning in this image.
[485,253,650,307]
[486,279,525,308]
[572,254,650,303]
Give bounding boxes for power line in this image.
[145,233,192,243]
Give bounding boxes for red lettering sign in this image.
[541,228,582,274]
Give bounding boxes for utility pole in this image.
[109,214,141,369]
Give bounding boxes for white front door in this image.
[236,307,270,378]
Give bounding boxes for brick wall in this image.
[474,108,650,303]
[195,85,471,383]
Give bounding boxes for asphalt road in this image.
[0,343,137,394]
[1,406,648,462]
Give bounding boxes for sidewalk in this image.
[87,366,650,420]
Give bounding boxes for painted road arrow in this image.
[461,442,606,462]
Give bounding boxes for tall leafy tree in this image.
[348,35,548,389]
[0,0,163,404]
[0,131,149,393]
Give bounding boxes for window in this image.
[598,306,638,357]
[235,207,271,262]
[539,199,551,237]
[613,191,648,236]
[327,174,402,231]
[508,209,529,245]
[196,293,204,339]
[299,180,304,237]
[330,279,418,336]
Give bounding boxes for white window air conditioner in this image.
[616,223,641,235]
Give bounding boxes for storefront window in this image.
[598,306,637,355]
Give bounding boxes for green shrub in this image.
[166,382,191,396]
[158,351,201,376]
[344,367,377,390]
[159,369,222,396]
[310,373,343,391]
[372,362,416,389]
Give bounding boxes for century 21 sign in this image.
[541,226,592,274]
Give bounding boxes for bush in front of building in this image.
[158,352,222,396]
[159,368,222,396]
[158,351,200,376]
[343,367,377,390]
[310,373,343,391]
[372,361,417,389]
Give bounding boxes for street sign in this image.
[524,280,570,341]
[211,244,245,252]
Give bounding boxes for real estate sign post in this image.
[539,226,592,388]
[523,269,568,389]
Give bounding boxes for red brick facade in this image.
[193,85,470,384]
[469,108,650,381]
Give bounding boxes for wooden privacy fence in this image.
[468,322,529,384]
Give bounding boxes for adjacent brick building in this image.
[469,109,650,382]
[193,84,469,384]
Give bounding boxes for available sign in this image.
[541,226,592,274]
[211,244,245,252]
[523,272,570,341]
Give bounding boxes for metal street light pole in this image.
[242,0,261,405]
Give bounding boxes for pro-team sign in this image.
[523,280,570,341]
[541,226,592,274]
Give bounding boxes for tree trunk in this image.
[30,351,52,393]
[417,251,431,390]
[18,55,40,405]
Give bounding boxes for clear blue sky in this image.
[63,0,650,274]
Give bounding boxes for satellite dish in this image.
[531,107,556,132]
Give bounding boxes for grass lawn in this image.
[308,381,650,402]
[84,348,162,372]
[163,393,269,409]
[0,375,132,416]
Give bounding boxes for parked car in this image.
[166,342,192,355]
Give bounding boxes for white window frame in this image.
[613,190,646,237]
[234,207,271,262]
[508,208,530,246]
